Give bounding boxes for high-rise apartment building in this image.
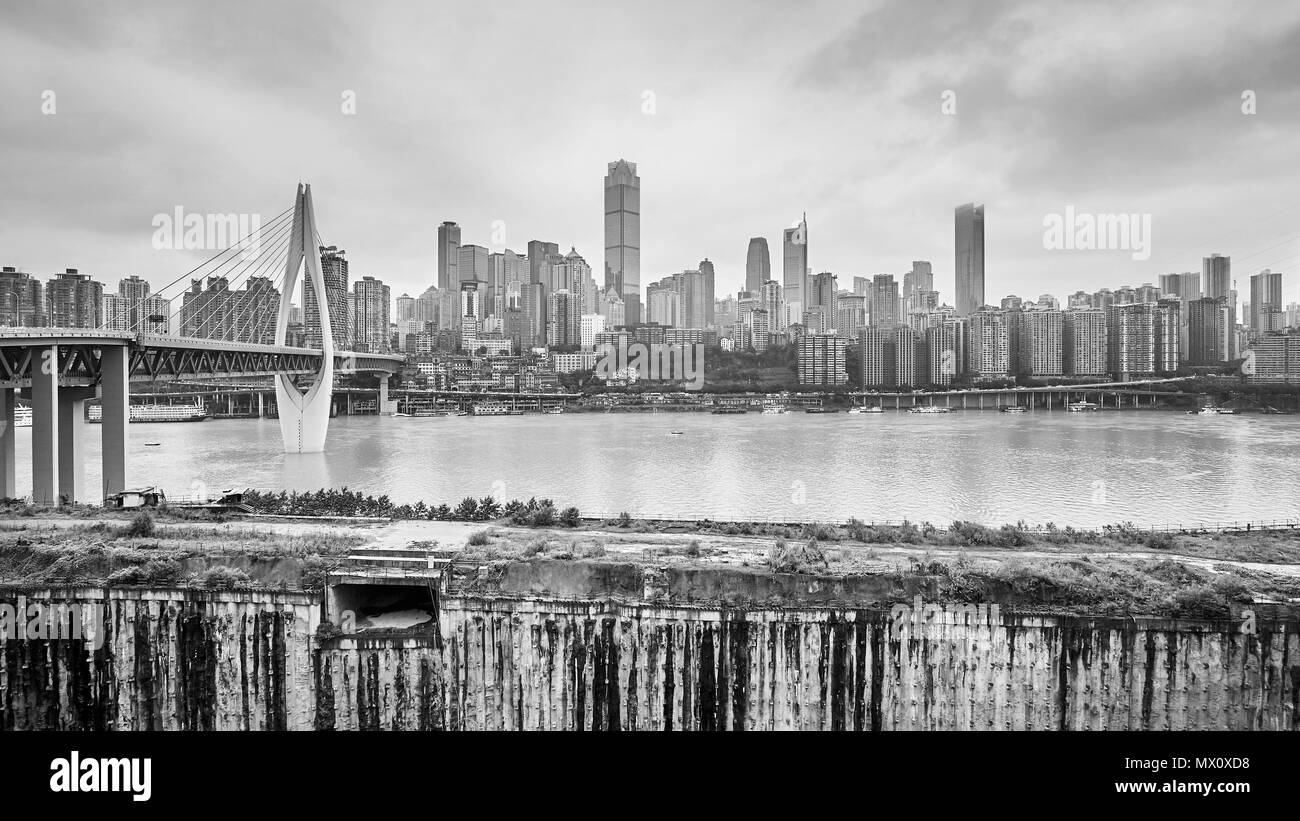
[1159,272,1201,301]
[1063,308,1107,376]
[0,267,46,327]
[924,318,965,386]
[1187,296,1232,364]
[966,308,1009,379]
[304,246,349,350]
[351,276,391,352]
[797,333,846,386]
[903,261,934,314]
[1249,269,1283,334]
[1017,309,1064,378]
[870,274,900,328]
[954,203,985,316]
[46,269,104,329]
[604,159,641,324]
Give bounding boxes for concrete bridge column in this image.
[0,389,14,499]
[58,387,95,504]
[31,344,59,506]
[100,345,129,500]
[378,376,397,415]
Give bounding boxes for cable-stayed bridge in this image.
[0,185,402,506]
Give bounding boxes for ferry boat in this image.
[804,407,839,414]
[1189,406,1236,415]
[848,406,884,414]
[1067,401,1101,413]
[472,402,523,416]
[999,405,1028,413]
[761,406,790,415]
[907,405,951,414]
[13,406,32,428]
[88,402,207,423]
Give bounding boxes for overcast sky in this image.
[2,0,1298,310]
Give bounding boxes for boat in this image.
[472,402,523,416]
[13,406,32,428]
[761,406,790,415]
[1067,401,1101,413]
[1000,405,1028,413]
[543,407,565,415]
[88,402,207,423]
[805,407,838,414]
[1188,406,1236,415]
[669,430,684,435]
[907,406,951,414]
[144,442,161,447]
[711,407,748,414]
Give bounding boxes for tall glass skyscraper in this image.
[437,221,460,292]
[954,203,985,316]
[745,237,770,294]
[604,159,641,325]
[783,214,807,325]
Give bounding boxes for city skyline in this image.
[2,1,1298,309]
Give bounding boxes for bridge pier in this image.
[378,375,397,415]
[57,387,95,504]
[0,389,14,498]
[100,345,128,500]
[31,344,59,506]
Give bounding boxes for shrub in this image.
[686,539,701,557]
[617,511,632,527]
[467,529,492,547]
[581,540,607,558]
[107,558,183,586]
[800,522,840,542]
[196,565,252,590]
[120,511,156,539]
[530,504,557,527]
[766,538,828,574]
[560,507,581,527]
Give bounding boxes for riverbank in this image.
[2,510,1297,618]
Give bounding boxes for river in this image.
[14,410,1300,527]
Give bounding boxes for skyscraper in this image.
[1249,269,1283,334]
[351,276,391,353]
[1187,297,1232,364]
[305,246,349,350]
[0,267,46,327]
[437,222,461,292]
[46,269,103,329]
[1063,308,1107,376]
[699,258,715,325]
[1203,254,1231,300]
[745,238,770,294]
[782,214,808,324]
[903,260,934,314]
[527,240,560,284]
[604,159,641,324]
[1159,272,1201,301]
[955,203,985,316]
[870,274,900,328]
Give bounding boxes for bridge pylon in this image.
[273,184,333,453]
